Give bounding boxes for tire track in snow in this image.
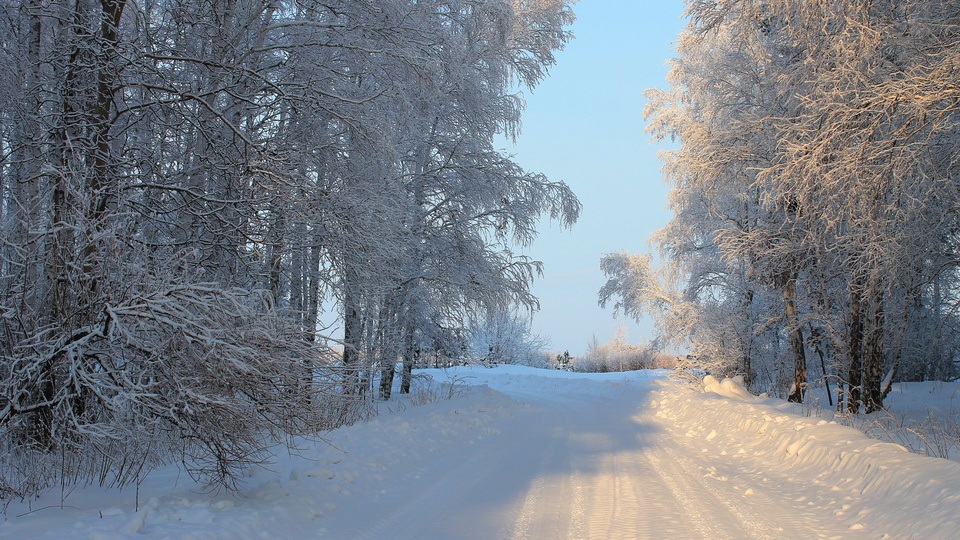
[328,375,880,539]
[566,468,588,537]
[341,402,562,540]
[581,442,711,538]
[526,385,768,539]
[611,447,684,539]
[343,437,503,540]
[650,390,873,540]
[644,448,749,540]
[512,386,694,539]
[582,451,644,538]
[511,411,565,539]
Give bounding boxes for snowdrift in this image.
[655,375,960,538]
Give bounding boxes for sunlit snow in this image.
[3,366,959,539]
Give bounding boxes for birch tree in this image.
[632,0,960,408]
[763,0,960,411]
[0,0,581,500]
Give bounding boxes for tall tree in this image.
[0,0,580,499]
[630,0,960,408]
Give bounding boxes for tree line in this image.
[0,0,578,500]
[601,0,960,412]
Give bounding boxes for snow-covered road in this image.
[331,374,692,540]
[336,375,770,539]
[3,366,960,539]
[328,370,879,540]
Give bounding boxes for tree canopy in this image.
[0,0,579,500]
[603,0,960,411]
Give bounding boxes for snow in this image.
[3,366,960,539]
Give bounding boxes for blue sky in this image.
[505,0,687,355]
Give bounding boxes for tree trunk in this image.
[305,239,322,340]
[289,225,304,319]
[400,322,416,394]
[376,300,399,400]
[267,204,286,309]
[341,268,362,395]
[863,288,885,413]
[846,287,864,414]
[932,274,946,379]
[20,0,43,317]
[809,323,833,407]
[782,274,807,403]
[741,287,754,388]
[378,361,395,400]
[81,0,127,293]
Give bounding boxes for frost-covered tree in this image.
[575,326,648,373]
[637,2,804,394]
[337,0,580,398]
[0,0,579,500]
[623,0,960,408]
[466,309,550,367]
[765,0,960,411]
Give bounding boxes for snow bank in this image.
[0,380,524,539]
[701,374,757,401]
[656,376,960,538]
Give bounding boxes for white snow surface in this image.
[3,366,960,539]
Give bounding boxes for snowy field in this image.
[2,365,960,539]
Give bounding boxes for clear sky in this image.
[505,0,687,356]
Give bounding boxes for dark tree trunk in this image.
[809,323,833,407]
[82,0,127,291]
[30,359,56,449]
[400,323,416,394]
[378,362,395,400]
[741,287,754,388]
[846,287,864,414]
[304,235,323,341]
[864,288,885,413]
[377,299,400,400]
[341,269,362,396]
[267,206,285,309]
[782,274,807,403]
[29,0,128,449]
